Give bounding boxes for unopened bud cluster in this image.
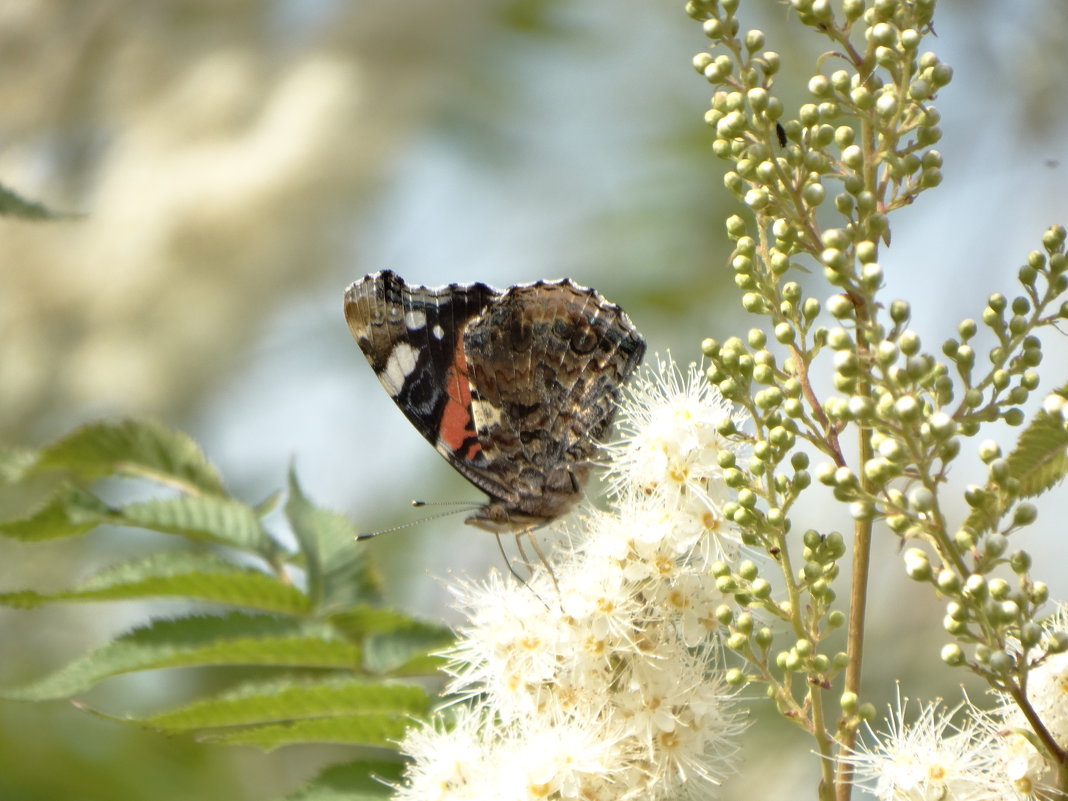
[941,226,1067,432]
[901,541,1055,681]
[689,5,1068,764]
[701,333,812,544]
[689,0,949,278]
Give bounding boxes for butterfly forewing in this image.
[345,271,494,464]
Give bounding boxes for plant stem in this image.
[834,301,877,801]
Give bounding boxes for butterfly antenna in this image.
[356,502,479,541]
[410,499,480,508]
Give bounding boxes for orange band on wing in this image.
[440,339,481,457]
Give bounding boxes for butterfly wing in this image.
[461,279,646,522]
[344,270,515,500]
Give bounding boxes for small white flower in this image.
[618,644,745,798]
[1019,651,1068,747]
[606,357,746,521]
[495,712,628,800]
[394,355,748,801]
[994,603,1068,752]
[987,730,1050,800]
[395,707,490,801]
[840,693,998,801]
[443,571,563,719]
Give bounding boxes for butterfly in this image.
[344,270,645,533]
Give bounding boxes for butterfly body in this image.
[344,270,645,532]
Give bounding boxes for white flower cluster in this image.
[845,607,1068,801]
[394,359,749,801]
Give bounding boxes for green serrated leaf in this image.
[0,552,310,614]
[33,418,226,495]
[0,182,76,220]
[1006,407,1068,498]
[0,445,38,483]
[0,485,111,541]
[329,606,452,638]
[962,403,1068,535]
[962,492,1002,536]
[115,494,271,552]
[255,490,284,516]
[1,613,361,701]
[276,760,404,801]
[138,676,428,732]
[287,470,380,609]
[363,623,454,675]
[203,713,410,751]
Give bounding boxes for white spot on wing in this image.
[380,342,419,396]
[470,398,503,431]
[404,310,427,330]
[432,324,445,340]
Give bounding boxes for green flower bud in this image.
[964,574,987,599]
[1020,622,1042,648]
[877,437,906,462]
[1046,629,1068,654]
[929,62,953,87]
[774,322,795,344]
[842,144,863,169]
[1012,503,1038,526]
[894,395,921,421]
[988,578,1010,600]
[808,74,831,97]
[744,29,766,51]
[937,570,961,594]
[848,396,875,420]
[904,548,931,580]
[943,615,967,635]
[908,486,934,512]
[989,650,1013,674]
[803,181,826,206]
[927,412,956,439]
[702,19,724,39]
[827,327,852,350]
[725,668,746,686]
[897,329,920,355]
[1009,550,1031,574]
[988,457,1010,483]
[850,86,873,110]
[984,532,1008,557]
[727,633,749,652]
[745,188,770,208]
[875,93,897,117]
[941,643,965,666]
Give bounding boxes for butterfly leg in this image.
[495,532,530,585]
[519,530,559,596]
[496,532,553,608]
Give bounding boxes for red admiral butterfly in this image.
[344,271,646,533]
